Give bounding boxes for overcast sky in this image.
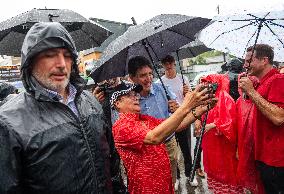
[0,0,284,24]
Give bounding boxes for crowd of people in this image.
[0,22,283,194]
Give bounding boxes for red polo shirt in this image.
[113,113,174,194]
[253,69,284,167]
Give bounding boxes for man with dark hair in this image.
[239,44,284,194]
[159,55,198,188]
[0,22,114,193]
[128,56,152,77]
[128,56,180,187]
[227,58,245,101]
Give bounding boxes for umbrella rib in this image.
[268,20,284,29]
[263,22,284,46]
[247,12,270,20]
[209,21,258,45]
[186,47,196,57]
[143,39,171,100]
[231,12,270,22]
[145,38,160,61]
[242,28,258,56]
[231,19,261,22]
[0,30,11,42]
[244,19,264,69]
[167,29,195,42]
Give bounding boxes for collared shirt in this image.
[140,83,176,119]
[45,84,79,117]
[113,113,174,194]
[252,69,284,166]
[139,83,176,140]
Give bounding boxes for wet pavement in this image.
[175,124,212,194]
[176,174,212,194]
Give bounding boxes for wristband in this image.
[191,108,201,120]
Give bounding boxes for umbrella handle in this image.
[142,40,171,100]
[241,19,264,100]
[176,50,185,85]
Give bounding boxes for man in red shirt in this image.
[239,44,284,194]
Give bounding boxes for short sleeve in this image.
[267,77,284,108]
[141,114,164,129]
[113,120,149,151]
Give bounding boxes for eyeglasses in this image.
[125,91,140,99]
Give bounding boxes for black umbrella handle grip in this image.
[153,65,171,100]
[189,110,208,182]
[142,39,171,101]
[176,50,185,85]
[240,71,249,100]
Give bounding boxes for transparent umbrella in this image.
[198,10,284,61]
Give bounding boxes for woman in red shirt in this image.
[111,82,216,194]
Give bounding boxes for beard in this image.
[32,68,70,94]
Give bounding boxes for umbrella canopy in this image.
[90,14,211,83]
[0,8,112,56]
[0,82,17,100]
[198,10,284,62]
[175,39,211,60]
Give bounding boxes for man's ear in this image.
[129,75,135,82]
[264,57,270,65]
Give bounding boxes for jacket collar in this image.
[29,76,84,102]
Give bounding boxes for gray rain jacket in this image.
[0,22,112,194]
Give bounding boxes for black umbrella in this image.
[0,8,112,56]
[90,14,211,84]
[0,82,17,100]
[174,39,211,85]
[175,39,211,60]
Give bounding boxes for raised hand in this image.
[92,86,106,103]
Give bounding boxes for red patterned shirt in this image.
[113,113,174,194]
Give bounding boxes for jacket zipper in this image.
[56,102,99,192]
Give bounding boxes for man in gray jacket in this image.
[0,22,114,194]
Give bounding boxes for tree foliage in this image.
[187,50,224,65]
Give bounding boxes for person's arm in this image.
[176,102,217,132]
[143,104,190,144]
[165,85,179,113]
[144,85,216,144]
[248,90,284,126]
[239,76,284,126]
[183,75,192,96]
